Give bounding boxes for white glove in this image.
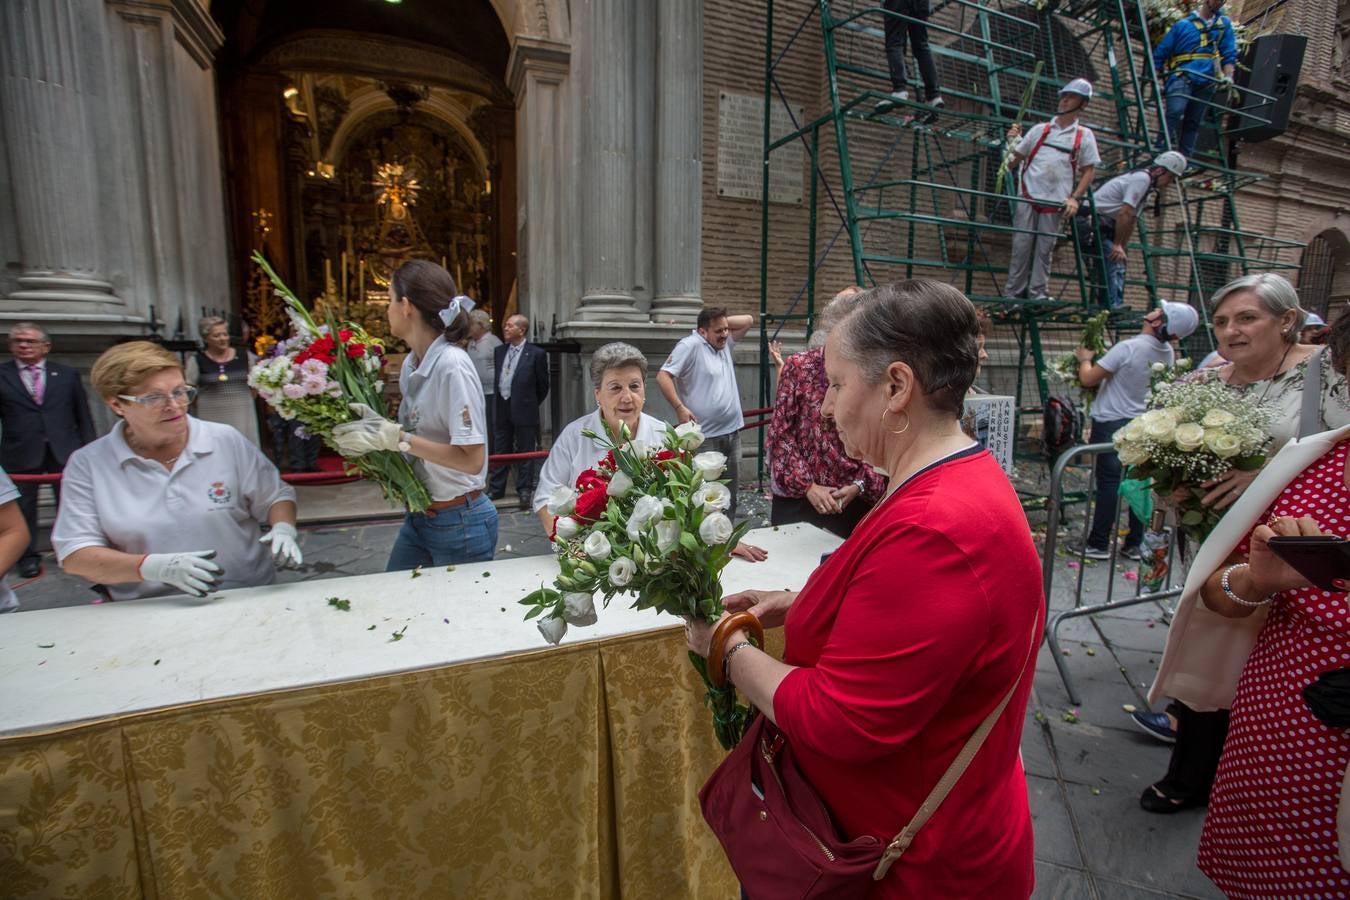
[139,550,223,598]
[259,521,303,568]
[331,403,403,457]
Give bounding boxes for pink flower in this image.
[298,358,328,378]
[301,374,327,395]
[282,383,306,400]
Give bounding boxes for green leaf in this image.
[1232,455,1265,471]
[679,532,700,553]
[523,606,545,620]
[1181,510,1204,526]
[327,597,351,611]
[390,626,408,642]
[520,587,562,607]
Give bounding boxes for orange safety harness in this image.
[1020,122,1085,215]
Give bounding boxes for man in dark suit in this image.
[1,323,96,577]
[490,314,549,506]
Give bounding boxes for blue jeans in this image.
[1158,73,1213,159]
[1087,417,1142,551]
[1102,234,1127,309]
[386,493,499,571]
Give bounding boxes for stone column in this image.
[509,36,574,336]
[0,0,119,306]
[574,0,645,321]
[650,0,704,325]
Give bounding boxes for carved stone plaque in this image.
[716,90,804,205]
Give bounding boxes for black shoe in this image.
[17,559,41,579]
[488,491,506,501]
[1139,782,1202,814]
[518,494,532,509]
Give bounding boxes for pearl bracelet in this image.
[1220,563,1271,608]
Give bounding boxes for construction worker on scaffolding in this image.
[1003,79,1100,303]
[1080,150,1187,308]
[1153,0,1238,160]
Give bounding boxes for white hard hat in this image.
[1153,151,1187,176]
[1303,312,1327,327]
[1160,301,1199,340]
[1060,78,1093,101]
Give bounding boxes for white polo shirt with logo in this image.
[399,336,489,500]
[660,332,743,439]
[51,417,297,601]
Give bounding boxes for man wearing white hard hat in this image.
[1080,151,1187,308]
[1069,301,1200,559]
[1300,311,1329,345]
[1004,78,1101,302]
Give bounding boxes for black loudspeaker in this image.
[1231,33,1306,143]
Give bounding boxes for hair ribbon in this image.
[439,295,476,326]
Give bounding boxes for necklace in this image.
[126,431,185,469]
[207,349,233,383]
[1227,342,1295,407]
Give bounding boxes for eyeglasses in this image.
[117,386,197,407]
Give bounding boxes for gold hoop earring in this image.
[881,408,910,435]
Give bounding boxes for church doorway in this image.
[211,0,516,345]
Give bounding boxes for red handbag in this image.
[699,619,1040,898]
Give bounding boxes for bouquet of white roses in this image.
[519,419,754,748]
[1114,379,1271,541]
[1148,357,1194,394]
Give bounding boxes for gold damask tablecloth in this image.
[1,627,783,899]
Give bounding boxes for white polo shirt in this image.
[399,336,488,500]
[660,332,743,438]
[0,469,20,612]
[1091,170,1152,220]
[532,410,668,512]
[1017,119,1101,206]
[51,418,297,601]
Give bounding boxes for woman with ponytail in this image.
[332,260,498,569]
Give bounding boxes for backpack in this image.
[1042,393,1085,464]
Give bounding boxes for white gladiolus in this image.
[608,469,634,497]
[691,451,727,480]
[537,614,568,645]
[608,557,637,587]
[547,486,577,516]
[698,512,734,546]
[1173,422,1206,452]
[583,531,612,562]
[554,516,580,541]
[674,421,705,450]
[694,481,732,512]
[563,592,597,626]
[654,519,681,554]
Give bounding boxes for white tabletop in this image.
[0,524,841,737]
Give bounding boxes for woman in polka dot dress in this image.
[1195,435,1350,897]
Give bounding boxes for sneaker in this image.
[1066,540,1110,560]
[874,90,908,114]
[1121,544,1143,561]
[919,95,945,123]
[1130,710,1177,744]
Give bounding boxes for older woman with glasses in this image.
[52,342,301,600]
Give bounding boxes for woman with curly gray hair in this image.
[532,342,767,560]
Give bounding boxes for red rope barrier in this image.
[11,410,776,486]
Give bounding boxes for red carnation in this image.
[598,450,617,472]
[653,449,680,467]
[338,329,353,343]
[346,342,366,359]
[573,484,609,522]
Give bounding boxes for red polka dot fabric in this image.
[1199,440,1350,898]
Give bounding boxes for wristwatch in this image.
[852,478,866,492]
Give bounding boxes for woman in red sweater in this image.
[690,280,1043,898]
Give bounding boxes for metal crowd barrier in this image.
[1041,442,1184,706]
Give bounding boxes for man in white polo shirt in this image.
[658,306,754,519]
[1083,151,1185,308]
[1004,79,1101,302]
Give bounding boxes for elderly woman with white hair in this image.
[184,316,260,445]
[1135,271,1350,814]
[533,342,767,561]
[764,286,886,538]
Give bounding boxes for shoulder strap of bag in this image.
[1299,346,1326,440]
[872,615,1042,882]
